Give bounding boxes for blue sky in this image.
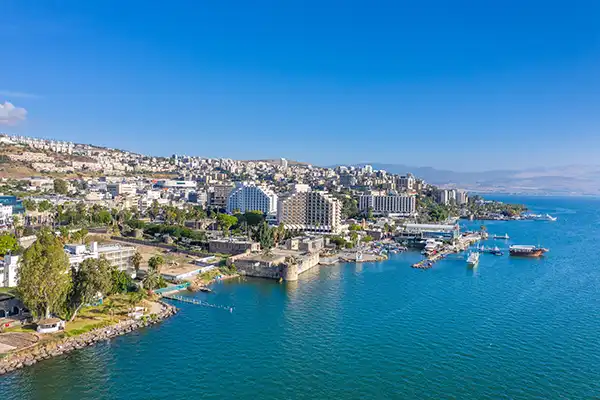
[2,1,600,171]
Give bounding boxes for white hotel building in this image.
[226,182,278,215]
[359,194,416,216]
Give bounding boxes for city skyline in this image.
[3,1,600,171]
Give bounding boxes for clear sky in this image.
[2,0,600,171]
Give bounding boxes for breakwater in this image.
[0,301,177,376]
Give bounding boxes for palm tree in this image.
[131,251,142,277]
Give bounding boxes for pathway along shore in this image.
[0,301,178,376]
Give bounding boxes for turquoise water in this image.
[2,196,600,399]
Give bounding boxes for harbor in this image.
[411,231,486,269]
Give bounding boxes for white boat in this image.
[466,251,480,266]
[493,233,510,240]
[421,239,442,255]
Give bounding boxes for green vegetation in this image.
[0,233,19,256]
[68,258,112,321]
[17,230,72,319]
[216,213,238,235]
[53,178,69,195]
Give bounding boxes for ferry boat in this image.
[466,251,480,266]
[493,233,510,240]
[509,245,548,257]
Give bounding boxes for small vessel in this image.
[466,251,480,266]
[493,233,510,240]
[490,246,503,256]
[509,245,548,257]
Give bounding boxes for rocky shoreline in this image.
[0,301,177,376]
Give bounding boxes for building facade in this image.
[277,187,341,233]
[226,182,278,215]
[0,205,13,227]
[358,194,416,216]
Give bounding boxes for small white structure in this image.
[127,306,146,320]
[37,318,65,334]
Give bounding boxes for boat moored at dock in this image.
[493,233,510,240]
[509,245,548,257]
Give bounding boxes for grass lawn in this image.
[0,287,17,296]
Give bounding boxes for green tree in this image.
[131,251,142,276]
[68,257,112,321]
[244,210,264,227]
[22,198,37,212]
[0,233,19,256]
[216,213,238,235]
[148,255,164,272]
[37,200,53,213]
[110,268,133,294]
[362,235,374,243]
[17,230,71,319]
[253,221,274,252]
[149,200,160,221]
[53,179,69,195]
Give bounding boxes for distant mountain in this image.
[338,163,600,195]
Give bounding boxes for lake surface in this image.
[2,196,600,399]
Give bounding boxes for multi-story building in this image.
[396,173,416,192]
[208,184,234,209]
[64,242,136,273]
[0,255,19,288]
[226,182,278,215]
[0,205,13,227]
[107,183,137,198]
[277,185,341,233]
[358,194,416,216]
[437,189,457,205]
[457,190,469,205]
[154,180,196,190]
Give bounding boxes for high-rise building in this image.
[277,186,341,233]
[280,158,288,170]
[226,182,278,215]
[359,194,416,216]
[208,184,235,209]
[457,190,469,205]
[396,173,416,192]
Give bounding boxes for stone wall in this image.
[0,302,177,376]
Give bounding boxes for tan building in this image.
[277,186,341,233]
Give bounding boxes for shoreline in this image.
[0,301,178,377]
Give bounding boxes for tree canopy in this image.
[53,179,69,195]
[0,233,19,256]
[17,230,71,319]
[68,257,112,321]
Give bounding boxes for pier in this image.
[162,294,234,312]
[412,232,485,270]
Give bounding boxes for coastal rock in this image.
[0,302,178,376]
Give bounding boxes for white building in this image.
[277,186,341,233]
[107,183,137,198]
[64,242,137,273]
[226,182,278,215]
[457,190,469,205]
[0,255,19,288]
[438,189,457,205]
[154,180,196,189]
[0,205,13,227]
[359,194,416,216]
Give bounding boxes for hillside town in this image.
[0,133,527,366]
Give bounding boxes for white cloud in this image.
[0,102,27,125]
[0,90,40,99]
